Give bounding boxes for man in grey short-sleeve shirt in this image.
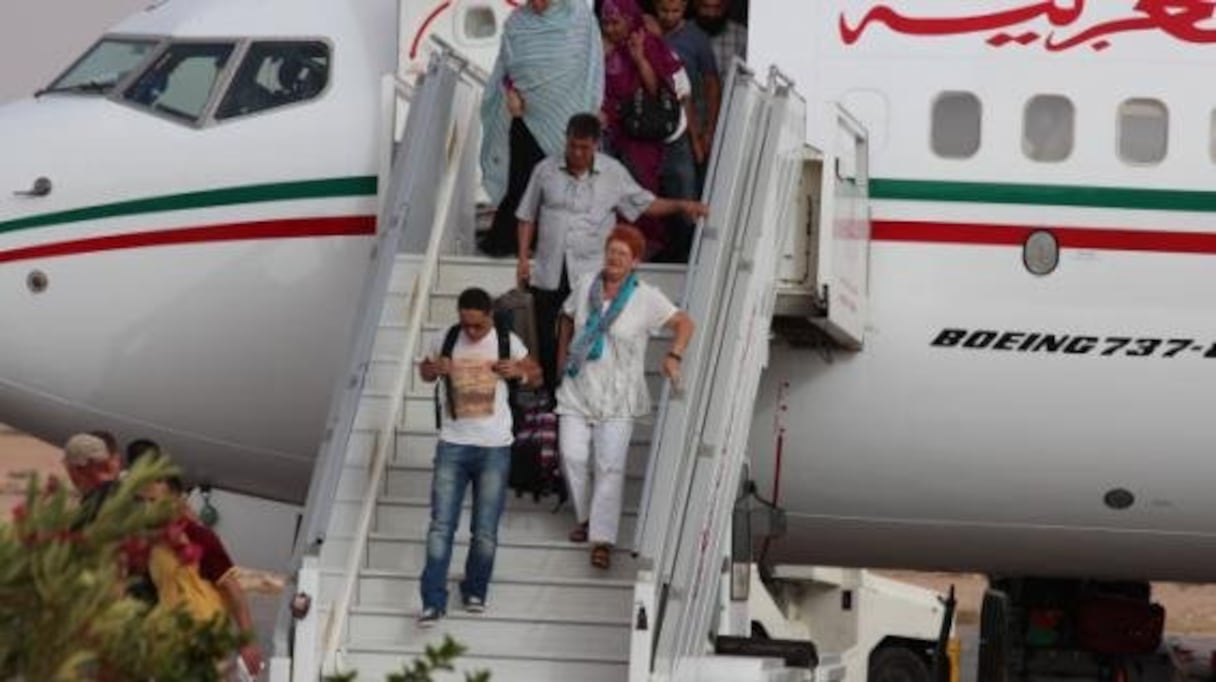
[516,113,706,393]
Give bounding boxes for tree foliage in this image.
[0,458,241,681]
[323,635,489,682]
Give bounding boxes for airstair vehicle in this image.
[265,44,941,682]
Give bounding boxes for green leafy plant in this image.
[0,457,242,681]
[323,635,490,682]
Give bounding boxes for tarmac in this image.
[5,428,1215,680]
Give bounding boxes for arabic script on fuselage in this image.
[839,0,1216,51]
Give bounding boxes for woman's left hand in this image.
[661,354,683,384]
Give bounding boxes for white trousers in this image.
[560,414,634,545]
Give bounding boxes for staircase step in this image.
[341,647,628,682]
[351,534,641,580]
[384,464,645,505]
[347,607,630,659]
[370,497,639,540]
[318,254,693,682]
[343,429,656,478]
[324,569,635,619]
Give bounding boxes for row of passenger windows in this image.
[932,93,1174,165]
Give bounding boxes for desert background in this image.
[7,425,1216,636]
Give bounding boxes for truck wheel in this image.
[978,590,1009,682]
[869,646,931,682]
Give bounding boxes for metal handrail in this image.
[632,61,756,562]
[270,65,415,670]
[320,54,479,673]
[656,74,808,671]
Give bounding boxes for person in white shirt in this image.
[516,113,707,396]
[416,288,540,626]
[555,225,695,570]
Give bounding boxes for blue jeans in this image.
[656,133,699,263]
[661,132,699,201]
[419,441,511,612]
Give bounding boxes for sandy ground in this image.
[0,427,283,595]
[0,425,65,519]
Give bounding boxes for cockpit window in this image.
[123,42,236,123]
[42,37,159,96]
[215,42,330,120]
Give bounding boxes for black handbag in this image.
[618,86,680,141]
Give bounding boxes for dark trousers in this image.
[481,118,547,257]
[533,265,571,395]
[655,132,698,263]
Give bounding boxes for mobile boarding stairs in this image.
[267,49,874,682]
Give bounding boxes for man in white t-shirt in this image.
[416,287,540,626]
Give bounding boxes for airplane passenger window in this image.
[215,42,330,121]
[1023,95,1074,162]
[931,92,981,159]
[123,43,235,123]
[463,7,498,40]
[1210,110,1216,163]
[42,37,160,96]
[1117,98,1168,165]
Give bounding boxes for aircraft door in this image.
[397,0,512,80]
[814,105,871,349]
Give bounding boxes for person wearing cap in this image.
[63,432,122,528]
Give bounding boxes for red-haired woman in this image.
[555,224,695,569]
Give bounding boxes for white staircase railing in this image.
[321,52,482,674]
[630,65,808,680]
[266,50,484,682]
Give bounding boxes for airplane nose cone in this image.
[0,96,135,223]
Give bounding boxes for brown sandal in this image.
[569,522,589,543]
[590,543,612,570]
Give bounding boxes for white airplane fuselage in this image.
[0,0,397,501]
[5,0,1216,585]
[747,0,1216,583]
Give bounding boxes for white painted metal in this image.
[743,0,1216,582]
[630,66,810,680]
[0,0,399,504]
[665,73,809,675]
[306,249,688,681]
[291,556,321,682]
[813,106,871,349]
[321,53,478,674]
[633,63,767,566]
[766,566,946,681]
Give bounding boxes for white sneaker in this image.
[417,607,442,628]
[463,596,486,613]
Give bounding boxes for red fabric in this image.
[1076,596,1164,655]
[182,518,235,585]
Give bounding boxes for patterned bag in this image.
[508,389,567,506]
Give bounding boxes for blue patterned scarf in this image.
[565,272,638,378]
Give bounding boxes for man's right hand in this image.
[516,257,531,288]
[420,356,451,379]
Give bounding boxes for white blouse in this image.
[556,273,679,420]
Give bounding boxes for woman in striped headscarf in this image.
[478,0,605,257]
